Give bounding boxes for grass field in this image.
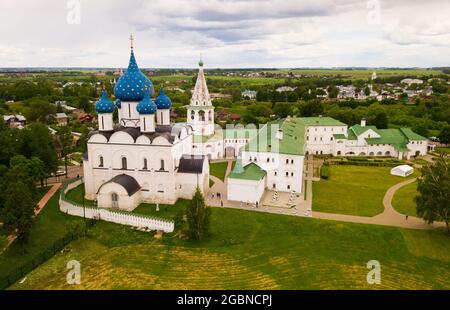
[210,162,228,181]
[392,181,418,217]
[312,165,417,217]
[65,184,95,206]
[132,200,188,220]
[270,68,444,80]
[9,204,450,290]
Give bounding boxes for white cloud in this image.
[0,0,448,67]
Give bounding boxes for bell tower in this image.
[187,57,215,136]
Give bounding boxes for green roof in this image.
[399,128,427,141]
[347,129,357,140]
[350,124,378,136]
[365,129,409,152]
[228,162,266,181]
[297,117,346,126]
[333,134,346,139]
[244,118,306,155]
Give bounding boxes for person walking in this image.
[220,200,223,207]
[406,214,409,221]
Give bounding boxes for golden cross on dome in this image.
[129,33,134,49]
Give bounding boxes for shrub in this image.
[320,165,330,179]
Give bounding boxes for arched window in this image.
[121,157,127,170]
[208,110,212,121]
[99,156,104,167]
[143,158,148,170]
[160,159,165,171]
[191,110,195,120]
[199,110,205,121]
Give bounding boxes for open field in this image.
[312,165,417,217]
[210,162,228,181]
[269,68,445,79]
[392,181,419,217]
[9,204,450,290]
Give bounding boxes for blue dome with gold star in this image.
[95,89,115,113]
[136,91,157,114]
[155,87,172,109]
[114,49,154,101]
[115,99,121,108]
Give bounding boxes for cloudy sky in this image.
[0,0,449,68]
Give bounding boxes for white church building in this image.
[83,42,210,211]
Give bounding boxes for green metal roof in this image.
[347,129,358,140]
[228,162,266,181]
[350,124,378,136]
[399,128,427,141]
[365,129,409,152]
[244,118,306,155]
[333,134,347,139]
[297,117,346,126]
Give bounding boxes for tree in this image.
[327,85,339,98]
[1,174,36,247]
[416,156,450,234]
[372,112,388,129]
[438,125,450,144]
[185,187,211,240]
[10,155,46,188]
[18,123,58,175]
[273,103,292,118]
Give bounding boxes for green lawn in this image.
[9,204,450,290]
[132,200,188,220]
[312,165,417,217]
[0,189,84,278]
[65,184,95,206]
[436,147,450,155]
[392,181,418,217]
[210,162,228,181]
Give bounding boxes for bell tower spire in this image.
[187,56,215,136]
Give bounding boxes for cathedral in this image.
[83,39,211,210]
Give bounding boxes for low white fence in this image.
[59,179,174,233]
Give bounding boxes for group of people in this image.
[211,192,224,207]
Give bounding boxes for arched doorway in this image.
[111,192,119,208]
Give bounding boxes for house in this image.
[242,90,257,99]
[276,86,296,93]
[53,113,68,126]
[337,85,356,99]
[3,114,26,129]
[401,78,423,86]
